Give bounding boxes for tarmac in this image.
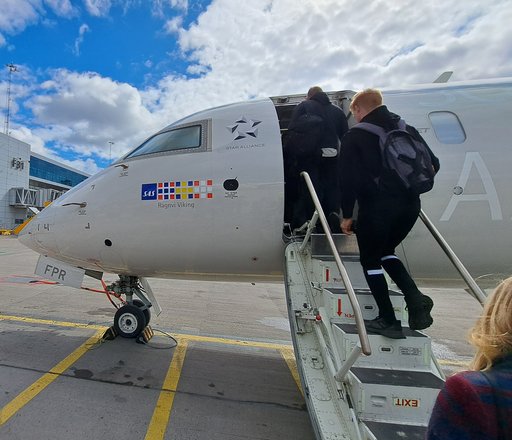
[0,236,484,439]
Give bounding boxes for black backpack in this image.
[355,119,435,194]
[286,112,325,158]
[285,100,332,159]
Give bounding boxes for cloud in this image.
[3,0,512,174]
[0,0,42,36]
[25,69,160,162]
[73,23,90,56]
[173,0,512,93]
[152,0,188,17]
[163,16,183,34]
[170,0,188,11]
[0,0,76,46]
[44,0,77,17]
[10,125,101,175]
[83,0,112,17]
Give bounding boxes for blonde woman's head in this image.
[469,276,512,371]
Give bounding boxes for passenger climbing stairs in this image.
[284,233,445,440]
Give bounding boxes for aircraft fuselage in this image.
[19,78,512,282]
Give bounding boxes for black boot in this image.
[365,317,406,339]
[363,270,396,324]
[381,256,434,330]
[406,295,434,330]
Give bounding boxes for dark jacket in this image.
[426,354,512,440]
[339,105,440,218]
[290,91,348,150]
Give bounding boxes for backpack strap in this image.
[354,119,407,145]
[354,122,386,143]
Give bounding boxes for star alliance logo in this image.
[226,116,262,141]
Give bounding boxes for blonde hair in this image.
[469,276,512,371]
[349,88,383,113]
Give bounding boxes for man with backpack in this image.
[339,88,440,339]
[284,86,348,232]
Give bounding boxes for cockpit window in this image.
[126,124,203,159]
[428,111,466,144]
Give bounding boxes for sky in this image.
[0,0,511,175]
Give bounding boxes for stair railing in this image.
[299,172,372,367]
[419,210,487,306]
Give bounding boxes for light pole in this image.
[108,141,114,164]
[4,63,18,135]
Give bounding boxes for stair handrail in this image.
[419,209,487,306]
[299,171,372,356]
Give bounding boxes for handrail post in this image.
[299,211,319,253]
[418,210,487,306]
[335,345,362,382]
[299,171,372,356]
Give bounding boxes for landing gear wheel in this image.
[132,299,151,324]
[114,304,147,338]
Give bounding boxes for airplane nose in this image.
[17,207,58,257]
[17,216,39,252]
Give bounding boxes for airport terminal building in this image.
[0,132,90,230]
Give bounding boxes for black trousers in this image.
[356,195,422,322]
[291,157,340,230]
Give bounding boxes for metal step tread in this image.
[311,233,360,258]
[314,255,361,262]
[363,420,427,440]
[326,287,403,297]
[335,323,427,338]
[351,366,444,389]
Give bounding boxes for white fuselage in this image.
[19,78,512,282]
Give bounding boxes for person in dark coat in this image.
[284,86,348,232]
[427,277,512,439]
[339,88,440,339]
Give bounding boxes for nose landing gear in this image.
[107,275,161,338]
[114,304,146,338]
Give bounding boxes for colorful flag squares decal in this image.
[141,180,213,201]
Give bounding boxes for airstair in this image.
[284,172,487,440]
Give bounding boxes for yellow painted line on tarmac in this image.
[0,313,106,331]
[0,312,470,369]
[144,341,189,440]
[0,328,104,426]
[280,347,303,396]
[0,314,291,350]
[437,359,470,367]
[174,332,292,350]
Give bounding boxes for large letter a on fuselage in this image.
[441,152,502,221]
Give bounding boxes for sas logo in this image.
[142,180,214,201]
[142,183,157,200]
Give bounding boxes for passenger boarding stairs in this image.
[285,234,443,439]
[283,172,487,440]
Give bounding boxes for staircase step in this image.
[311,233,359,258]
[313,259,368,290]
[352,366,444,388]
[324,288,407,324]
[350,367,443,424]
[334,323,431,370]
[363,420,427,440]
